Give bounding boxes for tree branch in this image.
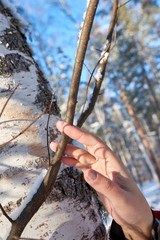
[50,0,100,165]
[0,203,14,224]
[59,0,77,25]
[118,0,131,8]
[0,107,46,149]
[81,51,108,114]
[0,83,20,118]
[77,0,119,128]
[47,91,55,166]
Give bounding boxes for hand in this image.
[50,121,153,239]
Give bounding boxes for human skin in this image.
[50,121,153,240]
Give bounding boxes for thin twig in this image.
[118,0,131,8]
[77,0,119,128]
[80,5,120,115]
[0,119,33,125]
[81,50,109,114]
[59,0,77,25]
[95,48,101,52]
[109,3,119,53]
[0,203,14,223]
[84,63,97,82]
[82,63,97,112]
[80,5,119,117]
[0,107,46,149]
[0,83,20,118]
[47,91,55,166]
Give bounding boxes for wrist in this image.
[122,218,153,240]
[109,214,153,240]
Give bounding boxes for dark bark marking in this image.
[0,28,32,56]
[91,223,106,240]
[0,53,32,76]
[46,167,93,204]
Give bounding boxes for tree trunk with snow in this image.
[0,1,106,239]
[119,84,160,182]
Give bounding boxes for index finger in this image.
[56,121,106,151]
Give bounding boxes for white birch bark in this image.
[0,1,105,239]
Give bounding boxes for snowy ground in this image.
[141,180,160,210]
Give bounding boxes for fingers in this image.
[56,121,102,147]
[61,157,89,172]
[53,121,129,179]
[56,121,103,147]
[56,121,108,158]
[50,142,91,171]
[50,142,96,166]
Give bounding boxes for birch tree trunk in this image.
[0,1,105,239]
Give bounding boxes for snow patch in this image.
[100,51,109,64]
[95,67,102,81]
[1,0,27,30]
[80,21,84,28]
[60,73,67,79]
[59,64,66,70]
[3,223,12,240]
[87,0,90,8]
[0,44,33,61]
[141,180,160,209]
[77,28,82,45]
[83,11,86,20]
[0,13,10,32]
[10,169,47,220]
[74,99,91,125]
[77,0,90,45]
[103,39,109,50]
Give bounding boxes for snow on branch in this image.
[77,0,92,45]
[77,0,119,128]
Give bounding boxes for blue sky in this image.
[12,0,87,76]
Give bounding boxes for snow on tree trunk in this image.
[0,1,106,239]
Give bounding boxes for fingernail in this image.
[50,142,56,151]
[56,121,68,132]
[88,170,97,181]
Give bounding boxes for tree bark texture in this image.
[0,1,106,239]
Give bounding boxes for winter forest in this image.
[0,0,160,239]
